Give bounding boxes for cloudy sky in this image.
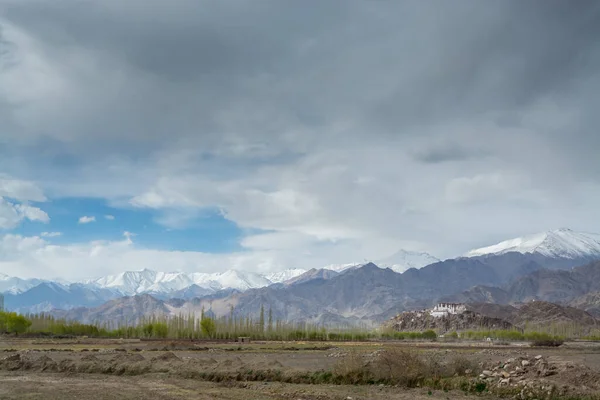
[1,0,600,280]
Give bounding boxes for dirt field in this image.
[1,338,599,399]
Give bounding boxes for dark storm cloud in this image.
[1,0,600,258]
[2,0,599,148]
[413,144,489,164]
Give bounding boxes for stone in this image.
[499,378,511,385]
[535,355,543,360]
[482,370,493,377]
[501,371,510,378]
[464,369,472,375]
[521,360,530,367]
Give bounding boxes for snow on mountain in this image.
[266,269,306,283]
[189,270,271,291]
[0,274,45,294]
[377,249,440,273]
[465,228,600,259]
[86,268,273,294]
[146,272,195,293]
[1,250,440,297]
[319,250,439,274]
[322,263,361,273]
[211,270,272,291]
[87,269,167,295]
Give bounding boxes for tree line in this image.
[0,311,33,335]
[1,305,597,341]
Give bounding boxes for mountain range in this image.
[1,249,439,313]
[3,228,600,323]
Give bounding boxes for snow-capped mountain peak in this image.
[90,269,164,295]
[210,269,272,291]
[322,263,362,273]
[376,249,440,273]
[465,228,600,259]
[266,269,306,283]
[0,274,46,295]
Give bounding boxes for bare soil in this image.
[1,338,599,399]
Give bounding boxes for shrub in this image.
[422,330,437,340]
[372,348,431,387]
[446,355,479,376]
[332,350,372,384]
[531,339,564,347]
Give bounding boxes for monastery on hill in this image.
[429,303,466,318]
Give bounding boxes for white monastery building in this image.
[429,303,466,318]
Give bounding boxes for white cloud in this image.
[0,175,47,202]
[104,215,115,220]
[0,234,47,257]
[444,172,533,205]
[41,232,62,237]
[0,197,50,229]
[78,216,96,224]
[0,233,263,280]
[0,231,403,280]
[15,203,50,223]
[0,175,49,229]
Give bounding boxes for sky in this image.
[1,0,600,280]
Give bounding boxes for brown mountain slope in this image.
[510,301,599,328]
[56,294,169,325]
[569,292,600,317]
[468,301,600,335]
[446,261,600,306]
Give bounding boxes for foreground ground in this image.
[1,338,599,399]
[0,373,496,400]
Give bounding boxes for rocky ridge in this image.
[386,308,514,333]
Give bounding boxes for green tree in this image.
[153,322,168,338]
[5,312,32,335]
[259,304,265,333]
[268,307,273,333]
[0,311,7,332]
[200,317,216,338]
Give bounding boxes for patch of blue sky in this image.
[11,197,252,253]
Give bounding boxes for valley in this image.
[1,337,600,399]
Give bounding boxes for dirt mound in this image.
[30,355,58,372]
[151,352,181,362]
[81,354,99,362]
[57,359,77,373]
[111,353,146,363]
[479,353,600,397]
[0,353,29,371]
[554,363,600,391]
